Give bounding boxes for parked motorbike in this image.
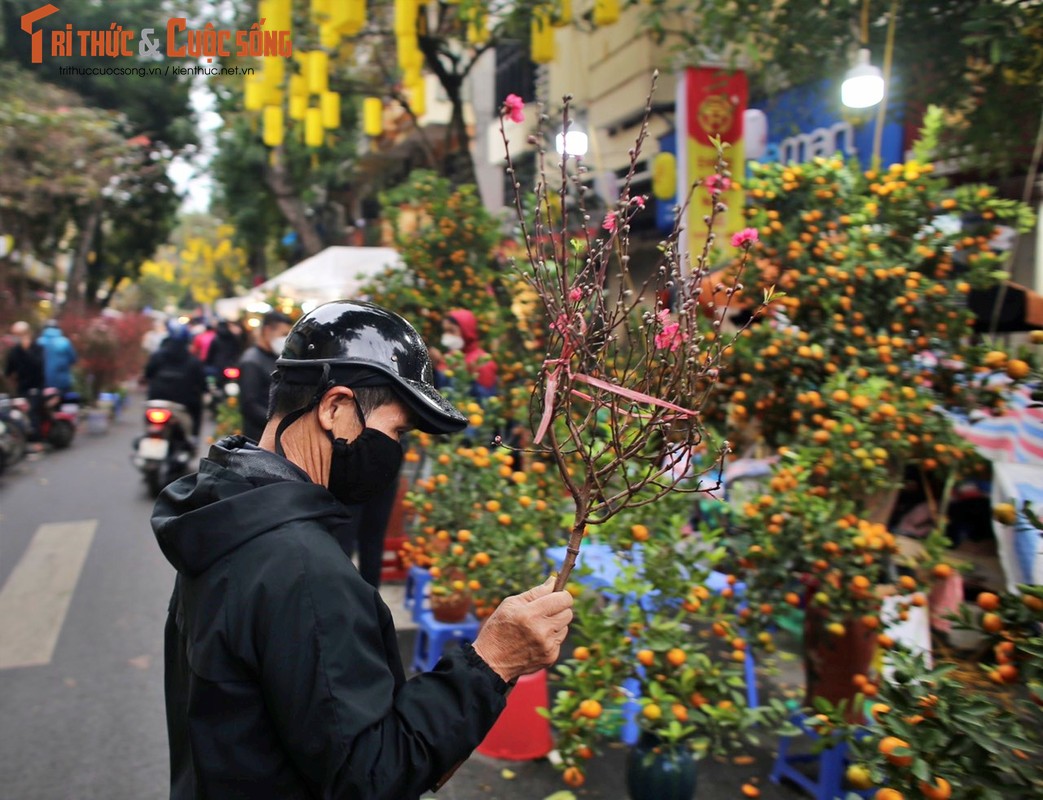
[131,400,196,497]
[11,387,78,449]
[0,395,29,475]
[206,365,241,413]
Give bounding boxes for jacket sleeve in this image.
[247,536,508,800]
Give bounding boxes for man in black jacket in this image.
[144,326,208,437]
[152,301,572,799]
[4,321,45,396]
[237,310,293,441]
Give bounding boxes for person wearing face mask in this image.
[428,308,498,400]
[152,301,573,800]
[236,310,294,442]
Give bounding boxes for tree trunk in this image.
[264,148,324,258]
[441,78,477,186]
[66,201,103,308]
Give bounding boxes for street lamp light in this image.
[841,48,885,109]
[555,129,589,157]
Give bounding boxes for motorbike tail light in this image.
[146,408,173,425]
[223,367,240,380]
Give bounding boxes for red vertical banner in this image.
[686,68,747,247]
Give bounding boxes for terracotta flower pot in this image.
[430,590,472,623]
[802,607,877,720]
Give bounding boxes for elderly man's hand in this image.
[472,577,573,683]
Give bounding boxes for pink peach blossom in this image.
[730,227,759,248]
[503,94,525,124]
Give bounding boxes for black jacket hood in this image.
[152,435,352,577]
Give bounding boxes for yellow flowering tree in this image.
[132,221,250,310]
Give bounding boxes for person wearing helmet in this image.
[152,300,572,800]
[143,324,208,437]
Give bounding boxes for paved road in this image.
[0,395,175,800]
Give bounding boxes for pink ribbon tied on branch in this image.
[533,308,700,445]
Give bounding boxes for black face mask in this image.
[327,428,403,505]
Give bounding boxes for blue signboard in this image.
[655,131,677,232]
[755,78,904,168]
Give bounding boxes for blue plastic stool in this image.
[770,714,874,800]
[404,566,433,621]
[411,611,480,673]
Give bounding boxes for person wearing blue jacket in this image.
[37,321,77,393]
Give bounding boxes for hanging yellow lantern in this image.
[262,105,284,147]
[466,11,488,45]
[408,75,426,116]
[553,0,571,26]
[651,152,677,200]
[319,22,340,49]
[321,90,341,129]
[331,0,366,35]
[289,73,307,98]
[310,0,331,21]
[394,0,416,37]
[266,0,292,32]
[306,50,329,94]
[263,86,284,107]
[305,107,324,147]
[530,10,554,64]
[397,36,423,72]
[363,97,383,137]
[261,55,285,90]
[403,66,421,86]
[289,93,308,121]
[593,0,619,26]
[244,75,264,111]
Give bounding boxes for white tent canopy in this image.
[215,246,401,319]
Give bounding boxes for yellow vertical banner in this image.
[685,67,747,245]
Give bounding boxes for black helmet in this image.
[276,300,466,434]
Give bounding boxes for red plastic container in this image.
[476,669,554,760]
